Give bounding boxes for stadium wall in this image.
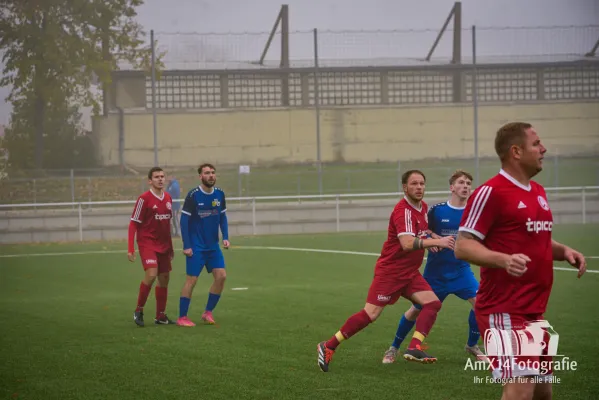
[92,101,599,167]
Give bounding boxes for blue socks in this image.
[179,293,222,318]
[206,292,221,312]
[391,315,416,348]
[467,309,480,347]
[179,297,191,318]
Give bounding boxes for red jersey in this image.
[375,197,429,279]
[130,190,174,254]
[458,169,554,315]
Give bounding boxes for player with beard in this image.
[317,170,456,372]
[176,163,230,327]
[382,170,484,364]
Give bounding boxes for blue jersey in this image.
[181,186,228,251]
[423,201,472,281]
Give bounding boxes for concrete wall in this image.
[1,193,597,244]
[93,101,599,167]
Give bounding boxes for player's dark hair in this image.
[147,166,164,180]
[495,122,532,161]
[401,169,426,185]
[198,163,216,175]
[449,170,473,185]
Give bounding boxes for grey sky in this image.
[1,0,598,126]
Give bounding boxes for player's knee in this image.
[213,269,226,283]
[363,304,383,321]
[144,269,158,282]
[185,275,199,287]
[405,306,421,320]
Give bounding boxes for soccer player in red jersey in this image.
[128,167,177,327]
[455,122,587,400]
[317,170,456,372]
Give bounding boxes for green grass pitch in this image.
[1,224,598,399]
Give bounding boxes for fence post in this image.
[252,197,256,235]
[553,154,559,188]
[397,161,401,192]
[78,202,83,242]
[336,195,340,232]
[87,177,92,205]
[582,188,586,224]
[33,179,37,209]
[70,169,75,209]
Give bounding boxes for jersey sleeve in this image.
[221,192,227,213]
[458,185,498,240]
[393,205,416,237]
[131,196,146,223]
[181,191,196,216]
[427,205,437,233]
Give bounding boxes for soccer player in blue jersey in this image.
[382,170,484,363]
[176,163,230,327]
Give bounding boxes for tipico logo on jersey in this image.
[154,214,171,220]
[526,218,553,233]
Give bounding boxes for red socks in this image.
[408,300,442,349]
[155,286,168,318]
[326,309,373,350]
[136,282,152,312]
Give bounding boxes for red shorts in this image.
[366,271,432,307]
[139,247,172,273]
[476,312,555,381]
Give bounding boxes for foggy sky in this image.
[0,0,597,126]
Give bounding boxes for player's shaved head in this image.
[495,122,532,161]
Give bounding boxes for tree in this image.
[3,91,96,170]
[0,0,157,169]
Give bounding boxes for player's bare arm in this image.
[551,239,586,278]
[455,232,530,277]
[398,234,454,251]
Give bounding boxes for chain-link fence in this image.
[149,25,599,70]
[2,154,598,205]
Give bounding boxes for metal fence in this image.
[0,186,597,244]
[2,155,598,204]
[149,25,599,70]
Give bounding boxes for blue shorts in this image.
[414,272,479,310]
[186,249,225,277]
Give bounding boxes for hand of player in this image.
[127,252,135,262]
[428,246,440,253]
[438,235,455,250]
[504,254,530,277]
[223,240,230,249]
[564,247,586,278]
[183,248,193,257]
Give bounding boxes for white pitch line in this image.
[0,250,123,258]
[0,245,597,274]
[233,246,599,274]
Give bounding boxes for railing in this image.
[3,156,599,204]
[1,186,597,244]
